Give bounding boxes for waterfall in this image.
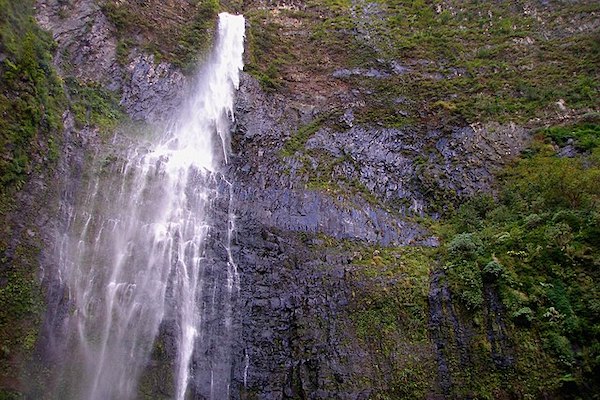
[51,13,245,400]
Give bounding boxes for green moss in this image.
[0,0,66,201]
[0,241,44,395]
[65,78,124,133]
[342,244,437,397]
[0,389,22,400]
[280,114,329,157]
[136,335,175,399]
[350,245,433,341]
[0,269,41,325]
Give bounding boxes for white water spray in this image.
[53,13,245,400]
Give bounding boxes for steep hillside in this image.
[0,0,598,399]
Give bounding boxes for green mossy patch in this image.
[280,114,331,157]
[346,244,437,398]
[244,9,295,92]
[0,0,66,203]
[65,77,124,133]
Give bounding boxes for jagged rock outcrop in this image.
[36,0,121,88]
[36,0,187,124]
[120,53,186,124]
[232,73,435,245]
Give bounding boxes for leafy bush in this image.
[523,213,543,228]
[447,260,484,311]
[482,260,504,282]
[539,123,600,151]
[447,233,483,260]
[512,307,534,326]
[436,122,599,396]
[543,331,575,367]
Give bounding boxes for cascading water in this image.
[50,13,245,400]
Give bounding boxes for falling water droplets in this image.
[52,13,245,400]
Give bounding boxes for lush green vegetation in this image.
[540,121,600,151]
[65,77,123,132]
[0,1,63,393]
[334,121,599,398]
[0,0,66,200]
[432,122,600,397]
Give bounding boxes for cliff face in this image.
[0,0,598,399]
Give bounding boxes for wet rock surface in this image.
[120,53,187,124]
[218,72,530,398]
[233,72,528,228]
[228,220,376,400]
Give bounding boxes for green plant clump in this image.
[435,124,600,396]
[65,77,123,132]
[539,122,600,151]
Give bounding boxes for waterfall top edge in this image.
[218,12,245,20]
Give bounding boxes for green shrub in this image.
[523,213,543,228]
[512,307,534,326]
[447,260,484,311]
[65,78,123,131]
[447,233,484,260]
[540,123,600,151]
[543,331,575,367]
[482,260,504,282]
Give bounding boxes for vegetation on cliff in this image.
[344,121,599,398]
[0,0,65,201]
[246,0,598,127]
[0,0,64,396]
[101,0,220,70]
[436,121,600,397]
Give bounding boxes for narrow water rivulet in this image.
[50,13,245,400]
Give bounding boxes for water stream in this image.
[52,13,245,400]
